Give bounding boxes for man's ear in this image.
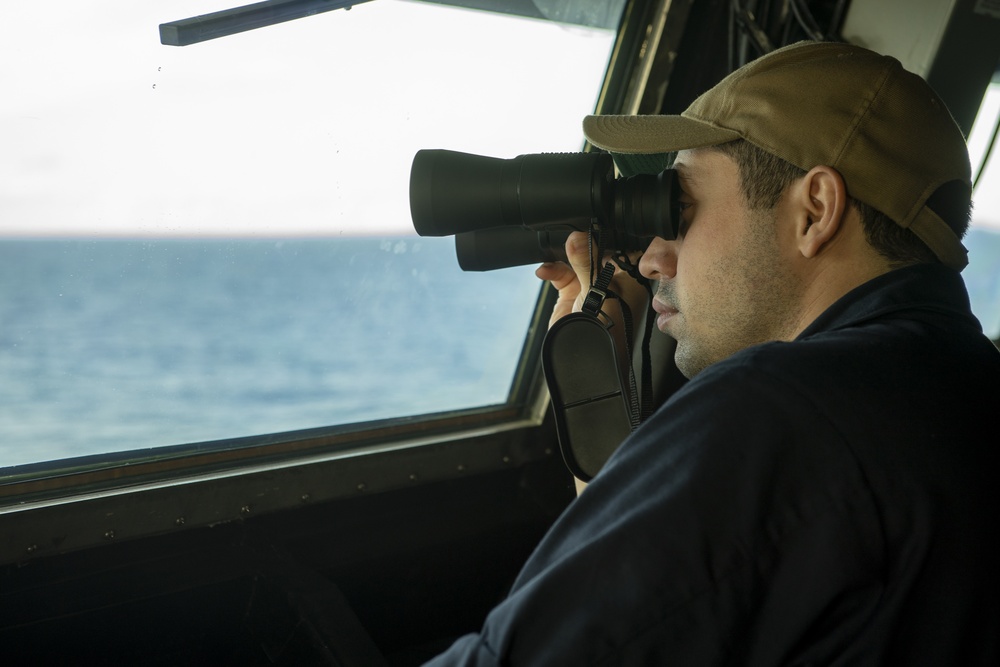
[794,165,848,259]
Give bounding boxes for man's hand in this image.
[535,232,652,497]
[534,232,591,326]
[535,231,650,331]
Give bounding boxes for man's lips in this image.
[652,299,679,331]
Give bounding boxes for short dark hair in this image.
[710,139,969,268]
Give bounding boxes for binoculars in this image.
[409,149,681,271]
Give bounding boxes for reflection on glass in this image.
[0,1,618,467]
[966,79,1000,340]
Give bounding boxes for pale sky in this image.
[0,1,615,237]
[968,83,1000,230]
[1,2,997,236]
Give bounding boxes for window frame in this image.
[0,0,671,566]
[0,285,562,563]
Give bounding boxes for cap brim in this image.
[583,114,741,154]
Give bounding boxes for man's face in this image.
[638,148,800,379]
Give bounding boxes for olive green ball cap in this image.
[583,41,971,270]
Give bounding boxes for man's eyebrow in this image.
[672,161,697,188]
[671,155,696,174]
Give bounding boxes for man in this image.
[426,41,1000,665]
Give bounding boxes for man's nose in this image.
[639,237,678,280]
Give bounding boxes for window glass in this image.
[0,1,619,467]
[966,77,1000,340]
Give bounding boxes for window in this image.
[966,75,1000,340]
[0,1,622,468]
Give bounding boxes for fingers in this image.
[535,261,578,292]
[536,233,593,327]
[537,260,583,326]
[536,231,651,329]
[563,231,596,285]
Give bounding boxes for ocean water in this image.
[0,238,543,468]
[3,230,999,471]
[964,227,1000,337]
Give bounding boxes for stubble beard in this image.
[653,279,705,379]
[660,210,799,379]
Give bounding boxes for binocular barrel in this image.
[409,149,679,271]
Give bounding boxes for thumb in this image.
[564,231,597,288]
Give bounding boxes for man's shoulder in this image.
[645,308,999,477]
[672,338,832,408]
[632,340,846,467]
[688,304,998,403]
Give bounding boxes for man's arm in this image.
[425,359,886,666]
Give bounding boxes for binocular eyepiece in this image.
[409,149,681,271]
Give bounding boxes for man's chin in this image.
[672,345,701,380]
